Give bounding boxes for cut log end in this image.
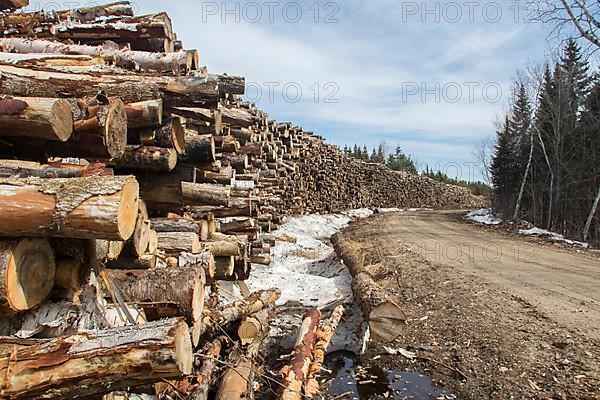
[174,319,193,375]
[50,98,74,142]
[105,98,128,158]
[117,178,140,241]
[0,238,55,316]
[171,117,186,154]
[368,301,406,342]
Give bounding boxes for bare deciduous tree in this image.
[528,0,600,50]
[471,136,494,188]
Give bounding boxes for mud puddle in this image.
[325,351,454,400]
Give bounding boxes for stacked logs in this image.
[0,1,485,399]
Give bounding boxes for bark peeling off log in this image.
[279,308,321,400]
[0,175,139,241]
[0,318,193,399]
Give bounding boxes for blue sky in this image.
[131,1,577,181]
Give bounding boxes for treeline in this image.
[422,168,490,197]
[490,39,599,244]
[343,144,418,174]
[343,143,490,196]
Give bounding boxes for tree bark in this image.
[109,145,178,172]
[1,37,198,74]
[0,64,218,104]
[122,266,205,325]
[195,289,280,339]
[200,167,235,185]
[279,309,321,400]
[125,99,162,129]
[0,96,73,142]
[514,131,534,220]
[583,185,600,243]
[182,182,231,207]
[180,133,216,164]
[0,175,139,241]
[106,254,157,270]
[249,255,271,266]
[157,231,201,254]
[0,239,55,316]
[0,0,27,10]
[219,217,255,233]
[331,233,405,342]
[200,239,241,257]
[151,218,200,234]
[305,305,345,398]
[191,337,223,400]
[0,318,193,400]
[47,97,128,159]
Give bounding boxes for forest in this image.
[490,39,599,244]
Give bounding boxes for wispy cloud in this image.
[136,0,556,179]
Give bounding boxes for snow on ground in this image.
[465,208,503,225]
[247,209,376,353]
[519,227,589,248]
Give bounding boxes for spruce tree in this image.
[491,117,521,217]
[510,83,532,167]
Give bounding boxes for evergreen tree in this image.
[509,82,533,219]
[362,145,368,160]
[491,117,522,217]
[560,39,592,112]
[386,145,417,174]
[511,83,533,167]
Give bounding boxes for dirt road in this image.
[384,210,600,340]
[334,210,600,399]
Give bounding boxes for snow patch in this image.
[247,210,376,353]
[465,208,503,225]
[377,207,402,213]
[519,227,589,248]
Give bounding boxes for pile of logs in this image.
[0,1,485,399]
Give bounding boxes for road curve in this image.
[382,210,600,339]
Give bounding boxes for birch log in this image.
[0,318,193,400]
[1,38,197,73]
[0,175,139,241]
